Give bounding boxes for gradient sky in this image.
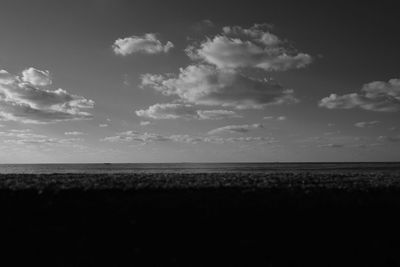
[0,0,399,163]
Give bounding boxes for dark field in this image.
[1,169,400,266]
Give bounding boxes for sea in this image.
[0,162,399,174]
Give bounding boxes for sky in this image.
[0,0,399,163]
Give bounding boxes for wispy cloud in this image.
[102,130,274,145]
[64,131,86,136]
[0,129,83,146]
[140,121,151,126]
[354,121,380,128]
[378,135,400,143]
[208,124,263,135]
[263,116,286,121]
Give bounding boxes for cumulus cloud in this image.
[113,33,174,55]
[186,24,312,71]
[135,102,241,120]
[319,78,400,112]
[354,121,380,128]
[21,68,52,86]
[0,68,94,124]
[208,124,263,135]
[141,64,297,109]
[99,124,109,128]
[138,23,309,111]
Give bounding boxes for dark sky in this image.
[0,0,399,162]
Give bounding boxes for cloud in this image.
[0,68,94,124]
[102,130,273,145]
[319,78,400,112]
[135,102,241,120]
[136,103,197,119]
[277,116,287,121]
[99,124,109,127]
[197,110,241,120]
[378,135,400,143]
[141,64,297,109]
[64,131,85,136]
[0,129,83,146]
[263,115,286,121]
[354,121,380,128]
[203,135,276,144]
[113,33,174,55]
[101,131,171,143]
[140,121,151,126]
[186,24,312,71]
[318,143,345,148]
[0,70,17,85]
[208,123,263,135]
[169,134,205,144]
[21,67,52,86]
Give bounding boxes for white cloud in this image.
[21,67,52,86]
[208,124,263,135]
[0,70,15,85]
[113,33,174,55]
[319,78,400,112]
[186,24,312,71]
[203,135,276,144]
[0,129,83,146]
[99,124,109,128]
[169,134,204,144]
[141,64,297,109]
[135,102,241,120]
[102,130,273,145]
[64,131,85,136]
[101,131,171,143]
[135,103,197,119]
[354,121,380,128]
[0,68,94,124]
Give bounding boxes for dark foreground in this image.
[1,172,400,266]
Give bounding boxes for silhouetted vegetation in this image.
[1,170,400,266]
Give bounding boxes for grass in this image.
[1,170,400,266]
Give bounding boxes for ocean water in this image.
[0,162,399,174]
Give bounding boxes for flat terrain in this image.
[1,170,400,266]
